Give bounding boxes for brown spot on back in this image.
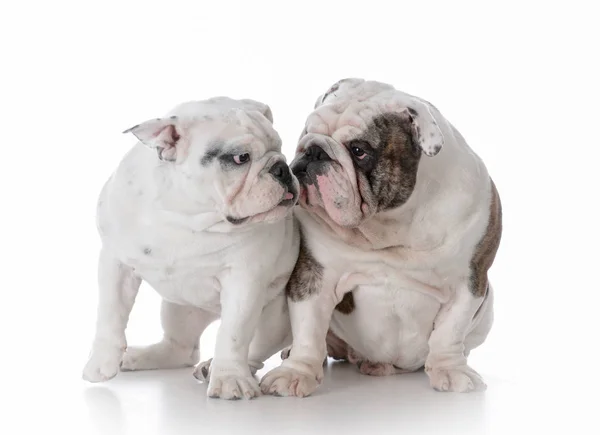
[286,230,323,301]
[469,180,503,296]
[335,291,355,314]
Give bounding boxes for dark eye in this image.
[233,153,250,164]
[351,146,366,159]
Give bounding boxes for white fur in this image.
[261,79,496,396]
[83,97,299,400]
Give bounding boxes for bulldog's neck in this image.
[299,203,419,251]
[132,157,237,233]
[297,171,444,252]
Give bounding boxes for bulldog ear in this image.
[315,80,343,108]
[239,99,273,124]
[122,116,181,161]
[396,102,445,157]
[314,78,364,108]
[260,105,274,124]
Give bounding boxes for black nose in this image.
[269,161,293,186]
[305,145,331,162]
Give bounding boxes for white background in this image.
[1,1,599,434]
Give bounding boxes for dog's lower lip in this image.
[227,193,295,225]
[226,216,248,225]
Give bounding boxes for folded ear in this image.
[314,78,364,108]
[122,116,181,161]
[239,99,273,124]
[314,79,344,108]
[394,101,444,157]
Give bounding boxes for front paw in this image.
[82,346,123,383]
[205,362,261,400]
[425,364,486,392]
[260,366,320,397]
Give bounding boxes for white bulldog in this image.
[82,97,300,400]
[261,79,502,397]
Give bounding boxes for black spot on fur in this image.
[143,247,152,255]
[200,147,221,166]
[201,364,209,378]
[335,292,355,314]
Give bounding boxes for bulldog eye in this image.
[351,146,367,160]
[233,153,250,164]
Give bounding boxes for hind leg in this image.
[326,330,414,377]
[464,284,494,357]
[288,329,410,376]
[356,360,414,376]
[425,280,493,393]
[121,300,217,371]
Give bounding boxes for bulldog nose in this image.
[269,161,293,185]
[305,145,331,162]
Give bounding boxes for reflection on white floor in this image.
[25,355,585,435]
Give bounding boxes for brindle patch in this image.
[286,229,323,301]
[334,292,355,314]
[469,180,503,297]
[349,113,422,212]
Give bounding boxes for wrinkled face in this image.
[291,79,444,228]
[125,97,298,226]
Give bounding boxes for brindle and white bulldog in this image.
[82,97,299,400]
[260,78,502,396]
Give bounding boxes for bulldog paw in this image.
[357,361,397,376]
[207,372,261,400]
[121,341,198,371]
[82,347,123,383]
[426,365,486,392]
[260,367,319,397]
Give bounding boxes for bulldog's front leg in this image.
[425,279,489,392]
[83,249,140,382]
[260,273,337,398]
[205,274,264,400]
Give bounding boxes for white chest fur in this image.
[298,209,447,369]
[97,173,292,312]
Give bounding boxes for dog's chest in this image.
[111,222,231,310]
[324,248,445,368]
[331,271,441,369]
